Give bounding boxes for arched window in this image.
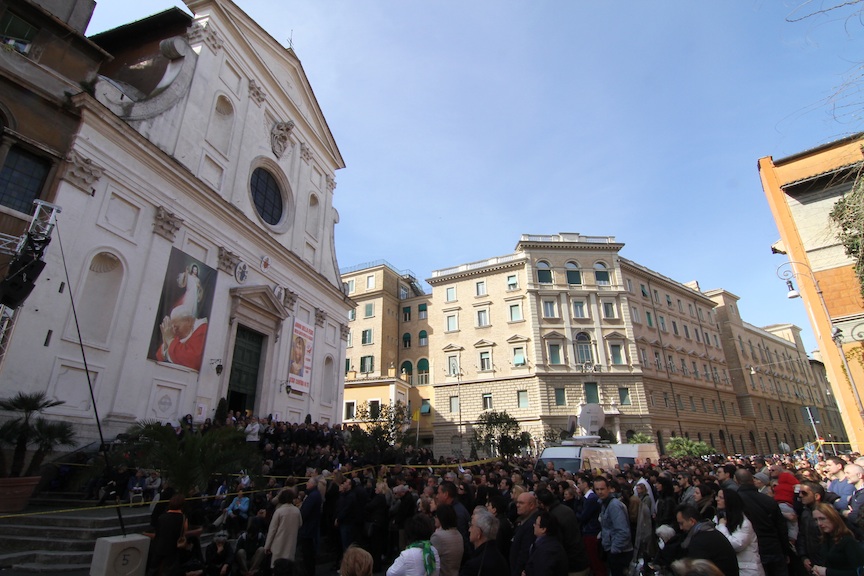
[417,358,430,385]
[565,262,581,285]
[77,252,123,344]
[402,332,411,348]
[206,95,234,153]
[575,332,593,364]
[400,361,413,384]
[594,262,611,286]
[536,261,552,284]
[418,330,428,347]
[250,167,283,225]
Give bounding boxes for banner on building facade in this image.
[147,248,217,372]
[288,318,314,393]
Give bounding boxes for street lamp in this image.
[777,261,864,423]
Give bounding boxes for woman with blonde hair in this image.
[341,545,373,576]
[809,502,864,576]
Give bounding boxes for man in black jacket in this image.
[676,504,739,576]
[536,488,590,576]
[461,508,508,576]
[510,491,540,576]
[735,469,791,576]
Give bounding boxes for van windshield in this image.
[537,457,582,473]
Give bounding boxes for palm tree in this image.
[0,391,72,477]
[123,421,260,496]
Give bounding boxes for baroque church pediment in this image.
[229,284,288,322]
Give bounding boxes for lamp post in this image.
[777,261,864,424]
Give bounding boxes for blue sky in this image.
[88,1,864,354]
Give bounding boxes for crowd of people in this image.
[140,415,864,576]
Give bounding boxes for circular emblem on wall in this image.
[261,256,271,271]
[235,261,248,284]
[273,285,285,302]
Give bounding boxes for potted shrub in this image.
[0,391,77,512]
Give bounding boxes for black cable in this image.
[55,219,126,535]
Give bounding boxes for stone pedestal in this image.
[90,534,150,576]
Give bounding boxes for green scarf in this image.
[407,540,436,576]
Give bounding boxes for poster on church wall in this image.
[147,248,217,372]
[288,318,314,393]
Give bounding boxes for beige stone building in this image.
[342,235,848,458]
[340,261,434,446]
[708,289,847,452]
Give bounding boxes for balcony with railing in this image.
[431,252,525,278]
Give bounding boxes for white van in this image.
[535,439,618,474]
[611,443,660,467]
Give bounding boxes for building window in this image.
[692,361,699,379]
[666,294,673,307]
[344,401,356,420]
[681,359,688,375]
[402,332,411,348]
[602,302,616,319]
[346,329,353,347]
[573,300,587,318]
[584,382,599,404]
[536,261,553,284]
[364,303,374,318]
[361,329,373,345]
[446,314,458,332]
[654,351,662,369]
[448,355,460,376]
[630,306,640,323]
[566,262,582,285]
[476,281,486,296]
[449,396,459,413]
[0,149,48,215]
[576,332,593,364]
[509,303,522,322]
[543,300,557,318]
[347,309,356,321]
[594,263,610,286]
[446,287,456,302]
[366,275,375,289]
[418,330,428,347]
[507,274,518,290]
[420,399,431,414]
[672,321,679,336]
[618,387,631,405]
[360,355,374,373]
[646,311,653,327]
[658,316,666,331]
[403,306,411,321]
[610,344,624,365]
[695,330,701,343]
[626,278,633,292]
[0,12,38,54]
[479,351,492,371]
[555,388,566,406]
[653,289,660,303]
[345,279,355,294]
[640,284,649,298]
[517,390,529,408]
[482,393,493,409]
[250,167,284,225]
[677,299,683,312]
[548,343,562,364]
[345,358,351,374]
[513,347,526,366]
[418,303,428,319]
[683,325,690,338]
[677,395,684,409]
[477,309,490,327]
[663,392,669,407]
[639,348,648,366]
[399,285,409,299]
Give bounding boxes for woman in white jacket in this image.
[714,488,765,576]
[387,513,440,576]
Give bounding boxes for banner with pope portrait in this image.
[288,318,314,393]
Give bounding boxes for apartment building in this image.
[620,260,742,454]
[426,234,646,458]
[708,289,847,451]
[343,235,848,458]
[341,261,434,445]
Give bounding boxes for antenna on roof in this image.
[287,29,294,50]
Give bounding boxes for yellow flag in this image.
[412,409,420,421]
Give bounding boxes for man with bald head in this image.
[844,463,864,529]
[509,491,539,576]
